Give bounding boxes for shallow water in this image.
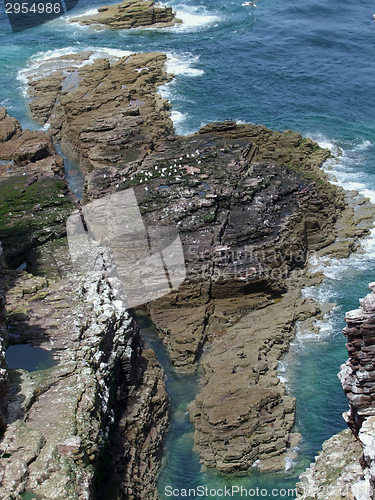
[1,0,375,495]
[6,344,57,372]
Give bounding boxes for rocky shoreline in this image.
[296,283,375,500]
[0,111,170,499]
[1,48,375,497]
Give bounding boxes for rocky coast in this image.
[1,48,375,498]
[0,110,170,499]
[297,283,375,500]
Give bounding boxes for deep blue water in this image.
[1,0,375,497]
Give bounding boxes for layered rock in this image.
[24,53,375,474]
[0,290,8,430]
[26,52,174,173]
[295,283,375,500]
[0,109,171,499]
[0,108,76,271]
[188,287,324,473]
[0,269,170,499]
[336,283,375,499]
[70,0,182,29]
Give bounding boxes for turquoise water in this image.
[6,343,57,371]
[1,0,375,497]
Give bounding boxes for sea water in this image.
[1,0,375,497]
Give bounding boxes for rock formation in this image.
[0,290,8,431]
[337,283,375,499]
[70,0,182,30]
[27,52,174,176]
[0,112,171,499]
[0,108,75,271]
[23,51,375,475]
[296,429,364,500]
[0,268,170,500]
[296,284,375,500]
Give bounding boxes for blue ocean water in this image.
[1,0,375,497]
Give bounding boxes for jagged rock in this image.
[296,429,364,500]
[0,291,8,430]
[70,0,182,29]
[0,109,76,271]
[336,283,375,499]
[0,270,170,499]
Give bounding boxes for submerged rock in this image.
[70,0,182,30]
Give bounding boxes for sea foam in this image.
[17,47,132,96]
[160,3,220,33]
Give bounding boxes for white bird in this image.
[242,1,258,7]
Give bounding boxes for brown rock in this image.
[70,0,182,30]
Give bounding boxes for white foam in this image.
[277,360,289,385]
[284,454,297,472]
[164,52,204,77]
[17,47,132,96]
[171,110,187,125]
[63,7,99,20]
[354,139,373,151]
[160,3,220,32]
[0,98,12,108]
[156,52,204,133]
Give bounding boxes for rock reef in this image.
[22,51,375,477]
[70,0,182,30]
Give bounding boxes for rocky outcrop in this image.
[295,283,375,500]
[188,286,323,473]
[24,52,375,474]
[336,283,375,499]
[0,290,8,430]
[0,269,170,499]
[0,108,76,271]
[97,347,170,500]
[0,109,171,499]
[27,52,174,174]
[296,429,364,500]
[70,0,182,29]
